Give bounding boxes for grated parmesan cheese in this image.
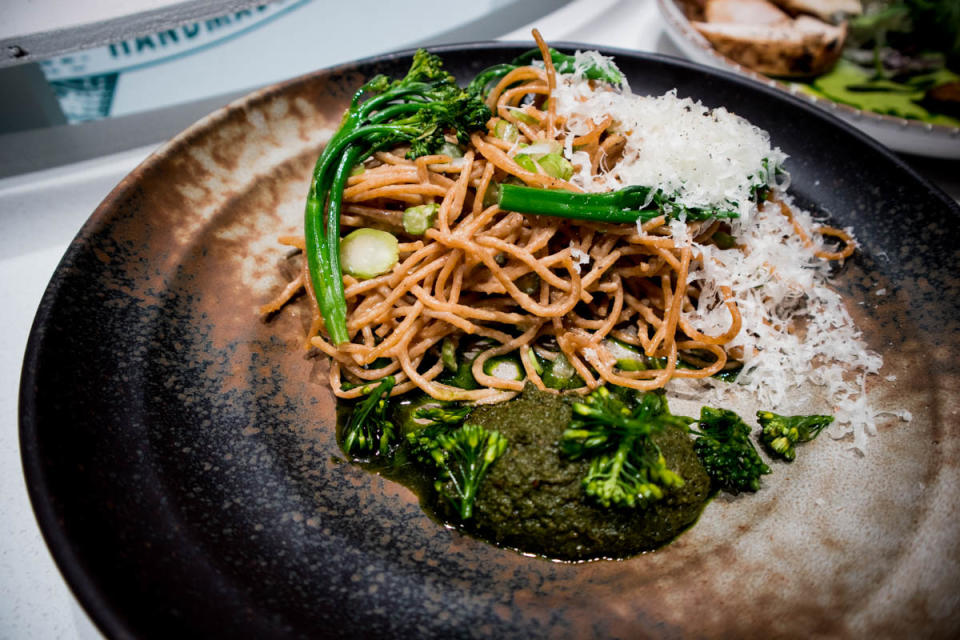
[552,51,886,453]
[552,51,788,222]
[569,242,591,273]
[688,199,884,452]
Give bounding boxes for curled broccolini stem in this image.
[562,387,690,509]
[342,376,396,457]
[305,50,491,344]
[690,407,770,494]
[757,411,834,461]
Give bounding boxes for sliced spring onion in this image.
[441,337,459,372]
[493,119,519,142]
[506,107,539,125]
[439,141,464,158]
[602,337,646,372]
[520,140,562,156]
[438,337,492,390]
[526,347,543,375]
[513,139,572,180]
[537,153,574,181]
[482,355,524,381]
[541,352,582,390]
[402,203,439,235]
[514,154,537,173]
[340,228,399,279]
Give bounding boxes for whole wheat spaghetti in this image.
[262,39,859,415]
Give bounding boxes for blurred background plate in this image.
[19,42,960,638]
[656,0,960,158]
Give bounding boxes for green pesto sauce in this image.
[359,386,711,562]
[464,386,711,561]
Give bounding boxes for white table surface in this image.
[1,1,957,637]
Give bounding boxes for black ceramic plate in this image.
[20,43,960,639]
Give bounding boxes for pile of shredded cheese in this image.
[553,53,789,221]
[552,51,886,452]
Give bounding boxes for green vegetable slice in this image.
[536,153,574,181]
[440,337,459,372]
[439,141,464,158]
[602,337,647,371]
[541,352,582,390]
[482,354,524,381]
[493,119,519,142]
[402,203,439,235]
[340,228,399,279]
[513,153,538,173]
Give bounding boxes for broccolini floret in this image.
[561,387,690,508]
[757,410,834,461]
[690,407,770,494]
[408,422,507,520]
[341,376,396,457]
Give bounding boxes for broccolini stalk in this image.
[498,183,741,224]
[305,50,491,344]
[561,388,690,508]
[757,411,834,461]
[408,422,508,520]
[342,376,396,457]
[690,407,770,494]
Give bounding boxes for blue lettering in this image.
[205,16,231,32]
[157,29,179,46]
[135,35,156,52]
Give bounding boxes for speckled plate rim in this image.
[19,40,960,639]
[655,0,960,158]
